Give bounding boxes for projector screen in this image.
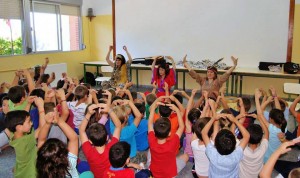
[115,0,290,68]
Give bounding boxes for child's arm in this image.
[185,89,197,133]
[261,96,273,112]
[226,114,250,149]
[259,141,296,178]
[163,82,169,96]
[11,70,22,87]
[124,89,134,102]
[169,95,185,114]
[22,69,35,94]
[108,104,122,139]
[225,56,238,75]
[148,97,163,132]
[86,89,95,104]
[106,45,115,67]
[123,46,133,64]
[289,96,300,118]
[37,112,55,149]
[270,86,281,110]
[124,100,143,127]
[255,89,270,128]
[151,81,157,94]
[201,116,218,146]
[55,89,69,121]
[79,104,97,144]
[55,109,78,156]
[151,56,159,71]
[34,97,46,138]
[249,113,269,140]
[168,103,184,138]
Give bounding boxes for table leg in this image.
[239,75,243,96]
[231,74,234,96]
[84,64,87,83]
[136,69,139,88]
[183,72,186,90]
[175,71,179,89]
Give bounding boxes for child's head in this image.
[146,93,156,106]
[269,108,286,132]
[36,138,69,178]
[113,105,128,124]
[247,124,263,144]
[30,88,45,99]
[109,141,131,168]
[270,100,286,112]
[5,110,31,133]
[188,108,201,124]
[41,74,50,84]
[86,123,108,147]
[289,168,300,178]
[157,62,170,77]
[237,97,251,112]
[154,117,171,139]
[173,94,183,104]
[219,109,233,129]
[159,104,172,118]
[8,85,26,103]
[134,103,146,116]
[44,102,56,114]
[74,85,89,100]
[215,129,236,155]
[1,96,9,114]
[194,117,213,141]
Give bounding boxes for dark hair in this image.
[86,123,108,147]
[44,102,56,114]
[131,91,137,100]
[269,108,286,132]
[270,100,287,112]
[157,62,170,77]
[18,78,27,86]
[247,124,263,144]
[34,66,41,81]
[215,129,236,155]
[116,54,126,67]
[134,103,146,115]
[41,74,50,84]
[8,86,26,103]
[30,88,45,99]
[173,94,183,104]
[5,110,30,132]
[146,93,156,106]
[74,85,88,100]
[0,94,8,106]
[158,104,172,118]
[154,117,171,139]
[207,66,218,80]
[194,117,213,141]
[188,108,201,124]
[56,80,65,89]
[36,138,70,178]
[109,141,130,168]
[237,97,251,112]
[219,109,233,129]
[111,96,123,104]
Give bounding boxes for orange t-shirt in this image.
[153,112,179,137]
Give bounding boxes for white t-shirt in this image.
[239,139,269,178]
[67,101,87,128]
[191,139,210,176]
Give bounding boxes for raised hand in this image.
[231,56,238,67]
[109,45,113,51]
[123,45,128,51]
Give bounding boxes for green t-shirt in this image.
[8,99,28,111]
[145,103,158,120]
[10,128,37,178]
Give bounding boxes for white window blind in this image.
[60,5,80,16]
[0,0,22,19]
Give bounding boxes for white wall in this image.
[115,0,290,68]
[82,0,112,16]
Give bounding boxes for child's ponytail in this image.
[280,119,287,133]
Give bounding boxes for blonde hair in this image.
[112,105,127,124]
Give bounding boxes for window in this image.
[0,0,83,56]
[0,0,23,55]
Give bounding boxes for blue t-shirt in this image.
[264,124,282,163]
[135,118,149,151]
[206,143,243,178]
[110,119,138,158]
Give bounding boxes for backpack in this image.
[80,72,96,86]
[284,62,299,74]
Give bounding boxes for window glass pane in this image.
[61,15,80,51]
[0,19,23,55]
[31,3,59,52]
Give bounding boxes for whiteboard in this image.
[44,63,67,87]
[115,0,290,68]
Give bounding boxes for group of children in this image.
[1,57,300,178]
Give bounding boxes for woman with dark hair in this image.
[151,56,176,96]
[106,45,133,88]
[183,55,238,100]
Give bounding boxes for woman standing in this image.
[106,45,133,88]
[183,55,238,100]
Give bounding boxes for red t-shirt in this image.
[103,168,134,178]
[148,131,179,178]
[82,137,118,178]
